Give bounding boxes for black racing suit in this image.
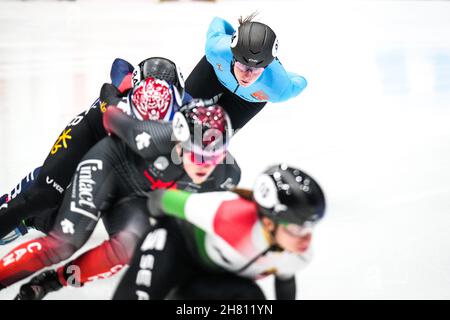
[0,54,263,239]
[0,108,240,288]
[0,55,259,239]
[0,101,107,239]
[113,217,266,300]
[0,58,138,239]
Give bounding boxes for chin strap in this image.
[235,243,281,274]
[235,222,283,274]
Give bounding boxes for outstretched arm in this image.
[206,17,235,40]
[147,189,237,235]
[103,107,174,159]
[205,17,236,62]
[270,60,308,103]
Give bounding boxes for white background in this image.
[0,0,449,299]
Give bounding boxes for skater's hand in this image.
[14,270,62,300]
[99,83,123,108]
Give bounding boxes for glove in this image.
[99,83,124,109]
[147,189,167,218]
[14,270,63,300]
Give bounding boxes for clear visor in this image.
[139,57,185,106]
[186,150,226,165]
[281,222,314,237]
[234,60,265,74]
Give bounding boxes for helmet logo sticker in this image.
[154,156,169,171]
[174,63,185,106]
[173,87,183,107]
[136,132,152,150]
[172,112,190,142]
[61,218,75,235]
[230,31,238,48]
[132,67,140,86]
[253,174,279,209]
[176,64,185,88]
[132,78,172,121]
[272,38,279,58]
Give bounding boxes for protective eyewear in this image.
[234,60,265,74]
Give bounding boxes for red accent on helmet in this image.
[131,77,172,121]
[187,150,225,166]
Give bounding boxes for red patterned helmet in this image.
[131,77,173,121]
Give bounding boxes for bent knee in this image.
[108,232,141,265]
[44,233,81,263]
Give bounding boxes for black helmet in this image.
[231,21,278,68]
[253,164,326,226]
[134,57,185,106]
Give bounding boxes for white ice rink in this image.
[0,0,450,299]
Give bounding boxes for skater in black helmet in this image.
[0,57,187,242]
[114,164,326,300]
[0,100,240,299]
[185,12,307,130]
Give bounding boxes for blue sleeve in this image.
[275,71,307,103]
[206,17,235,40]
[110,58,135,89]
[205,17,236,62]
[265,59,308,103]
